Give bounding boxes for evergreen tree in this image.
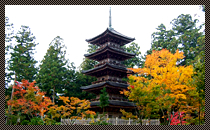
[171,14,203,65]
[99,87,109,114]
[79,43,99,70]
[36,36,72,104]
[63,71,96,100]
[7,25,38,123]
[8,25,38,82]
[147,24,179,55]
[146,14,203,66]
[122,42,144,68]
[5,16,14,87]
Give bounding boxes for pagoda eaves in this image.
[86,28,135,46]
[81,81,128,91]
[84,44,135,61]
[82,63,127,77]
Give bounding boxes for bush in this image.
[28,117,44,125]
[21,120,30,125]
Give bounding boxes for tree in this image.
[46,96,96,125]
[65,72,96,100]
[8,25,38,82]
[79,43,99,71]
[121,49,200,125]
[200,5,205,12]
[171,14,203,66]
[147,24,179,55]
[5,16,14,109]
[122,42,144,68]
[5,16,14,86]
[99,87,109,114]
[146,14,204,66]
[36,36,72,104]
[7,25,38,121]
[6,79,52,125]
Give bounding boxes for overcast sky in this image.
[5,5,205,70]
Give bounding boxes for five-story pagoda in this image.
[80,8,136,118]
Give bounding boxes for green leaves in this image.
[8,25,38,82]
[36,36,74,103]
[147,14,204,66]
[122,42,144,68]
[99,87,109,114]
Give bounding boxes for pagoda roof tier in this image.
[84,44,135,61]
[80,81,128,92]
[90,100,136,108]
[82,63,127,77]
[86,28,135,46]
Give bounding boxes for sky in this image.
[5,5,205,70]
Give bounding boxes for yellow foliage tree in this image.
[121,49,200,125]
[46,96,96,125]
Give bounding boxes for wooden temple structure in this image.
[80,8,136,118]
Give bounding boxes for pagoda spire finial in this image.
[109,7,112,29]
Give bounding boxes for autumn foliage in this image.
[7,79,52,119]
[6,79,96,125]
[47,96,96,120]
[120,49,202,125]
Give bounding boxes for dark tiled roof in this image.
[80,81,129,90]
[84,44,135,58]
[91,100,136,107]
[108,28,135,40]
[82,63,127,74]
[86,28,135,44]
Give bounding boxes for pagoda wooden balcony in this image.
[94,61,125,68]
[91,79,127,85]
[96,42,125,52]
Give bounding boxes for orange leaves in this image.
[145,49,184,69]
[120,109,138,119]
[48,96,95,120]
[59,96,70,104]
[7,79,53,118]
[85,110,96,116]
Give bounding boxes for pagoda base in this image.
[89,100,136,118]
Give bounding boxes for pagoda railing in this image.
[94,60,125,68]
[96,42,125,52]
[91,80,127,85]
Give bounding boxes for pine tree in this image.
[148,24,179,54]
[8,25,38,82]
[7,25,38,124]
[171,14,203,65]
[99,87,109,114]
[5,16,14,87]
[146,14,203,66]
[36,36,72,104]
[122,42,143,68]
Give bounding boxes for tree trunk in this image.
[178,111,182,125]
[161,108,166,125]
[8,74,16,125]
[53,86,55,104]
[199,88,201,125]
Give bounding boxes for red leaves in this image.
[7,79,52,118]
[130,85,134,89]
[168,111,187,125]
